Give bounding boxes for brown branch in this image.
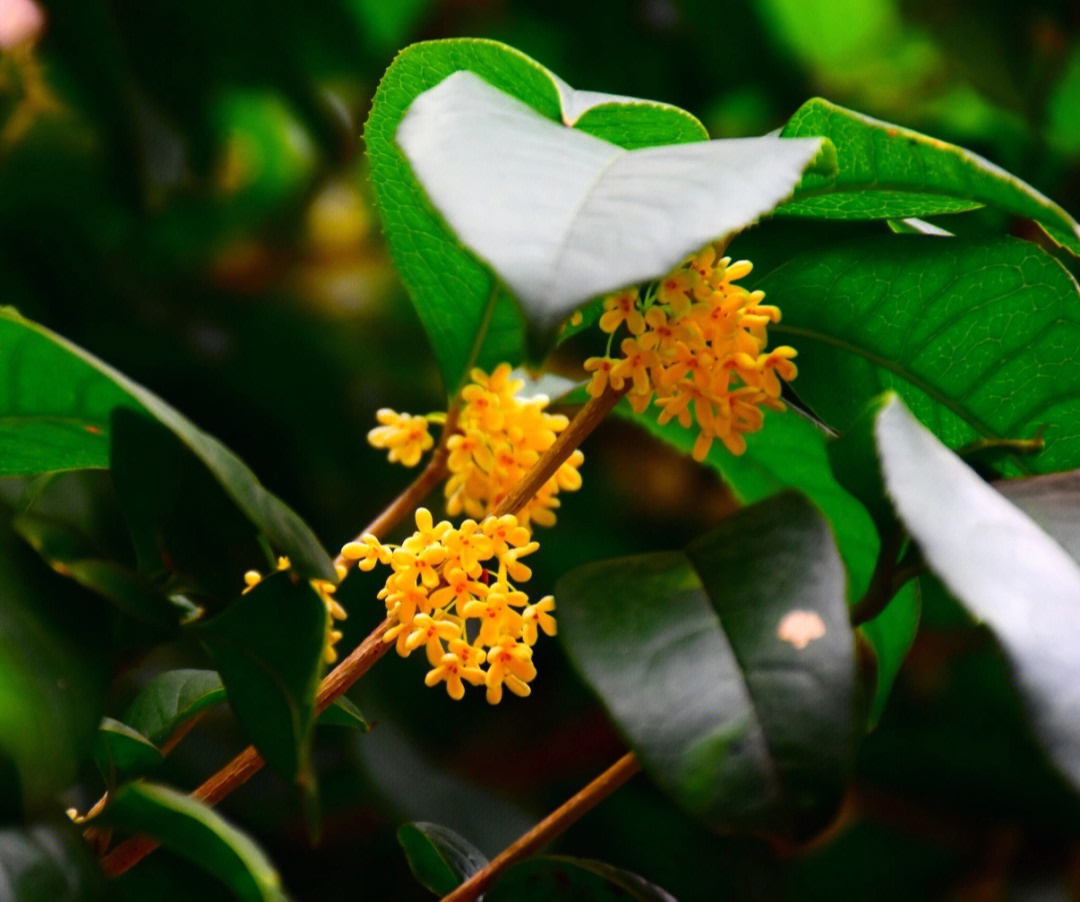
[98,386,625,878]
[440,752,642,902]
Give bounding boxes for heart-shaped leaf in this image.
[756,236,1080,475]
[557,492,859,838]
[777,98,1080,253]
[366,38,827,390]
[397,822,487,896]
[0,309,334,580]
[101,781,287,902]
[874,394,1080,789]
[197,572,326,790]
[397,69,829,347]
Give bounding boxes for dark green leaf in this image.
[858,581,920,728]
[0,510,110,818]
[874,394,1080,789]
[397,822,487,896]
[486,856,677,901]
[92,719,163,786]
[366,38,711,390]
[758,236,1080,475]
[0,309,334,580]
[122,670,225,748]
[12,512,181,631]
[557,492,859,838]
[101,782,287,902]
[777,98,1080,252]
[0,820,105,902]
[316,697,370,731]
[197,573,325,788]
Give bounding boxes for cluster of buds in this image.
[343,509,555,703]
[584,244,797,460]
[243,557,349,664]
[367,364,584,531]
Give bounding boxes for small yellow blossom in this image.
[361,508,555,702]
[367,408,434,467]
[587,243,797,461]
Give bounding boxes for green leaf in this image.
[0,309,334,580]
[101,782,287,902]
[777,98,1080,252]
[873,394,1080,789]
[396,822,487,896]
[0,821,105,902]
[396,69,828,348]
[197,573,326,789]
[757,236,1080,475]
[92,718,163,786]
[858,581,920,728]
[122,670,225,748]
[995,469,1080,565]
[557,492,859,838]
[110,409,272,602]
[316,697,370,732]
[12,512,181,631]
[368,39,820,388]
[486,856,677,902]
[0,510,110,818]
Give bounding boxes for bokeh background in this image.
[3,1,1080,899]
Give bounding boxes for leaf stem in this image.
[850,527,921,626]
[98,384,625,877]
[439,752,642,902]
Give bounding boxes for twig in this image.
[440,752,641,902]
[100,385,625,877]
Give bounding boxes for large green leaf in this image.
[486,857,677,902]
[396,70,829,349]
[0,821,105,902]
[873,395,1080,790]
[101,782,287,902]
[122,669,227,749]
[0,510,110,818]
[777,98,1080,253]
[557,492,859,838]
[367,38,825,389]
[0,309,334,580]
[197,572,326,789]
[757,236,1080,475]
[397,822,487,896]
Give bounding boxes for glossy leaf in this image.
[0,510,110,817]
[486,856,677,902]
[197,573,326,788]
[995,469,1080,565]
[101,782,286,902]
[92,718,163,786]
[0,821,105,902]
[777,98,1080,252]
[368,38,813,389]
[316,697,370,732]
[757,236,1080,475]
[122,669,226,748]
[557,492,859,838]
[397,70,829,345]
[397,822,487,896]
[874,394,1080,789]
[12,512,181,631]
[0,309,334,580]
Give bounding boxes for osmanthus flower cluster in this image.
[342,509,556,703]
[368,363,585,530]
[244,557,349,664]
[584,244,798,460]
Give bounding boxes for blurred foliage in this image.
[2,0,1079,899]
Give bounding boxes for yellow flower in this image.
[598,289,645,335]
[424,651,486,700]
[522,596,556,646]
[368,409,434,467]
